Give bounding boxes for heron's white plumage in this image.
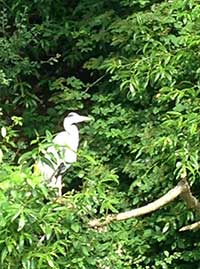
[37,112,91,195]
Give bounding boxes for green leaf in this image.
[1,248,8,263]
[71,223,80,233]
[46,256,55,268]
[18,214,26,231]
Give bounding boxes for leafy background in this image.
[1,0,200,268]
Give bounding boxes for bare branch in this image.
[179,221,200,232]
[89,179,188,227]
[89,178,200,229]
[179,177,200,213]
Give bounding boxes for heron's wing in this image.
[37,146,60,182]
[47,145,62,164]
[37,159,55,181]
[53,130,79,163]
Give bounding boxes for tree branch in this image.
[179,221,200,232]
[179,178,200,213]
[88,178,200,228]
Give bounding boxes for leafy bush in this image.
[1,0,200,268]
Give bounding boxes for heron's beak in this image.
[79,116,92,122]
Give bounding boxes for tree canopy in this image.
[1,0,200,268]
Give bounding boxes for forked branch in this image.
[88,178,200,229]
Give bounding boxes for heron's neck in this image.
[64,123,78,134]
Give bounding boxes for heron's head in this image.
[63,112,91,128]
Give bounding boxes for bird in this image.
[36,112,91,196]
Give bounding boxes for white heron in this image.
[37,112,91,196]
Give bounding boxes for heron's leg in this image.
[56,175,62,196]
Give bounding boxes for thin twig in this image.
[84,74,106,92]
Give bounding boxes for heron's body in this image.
[37,112,91,195]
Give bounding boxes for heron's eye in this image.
[68,112,77,117]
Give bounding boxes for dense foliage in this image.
[1,0,200,268]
